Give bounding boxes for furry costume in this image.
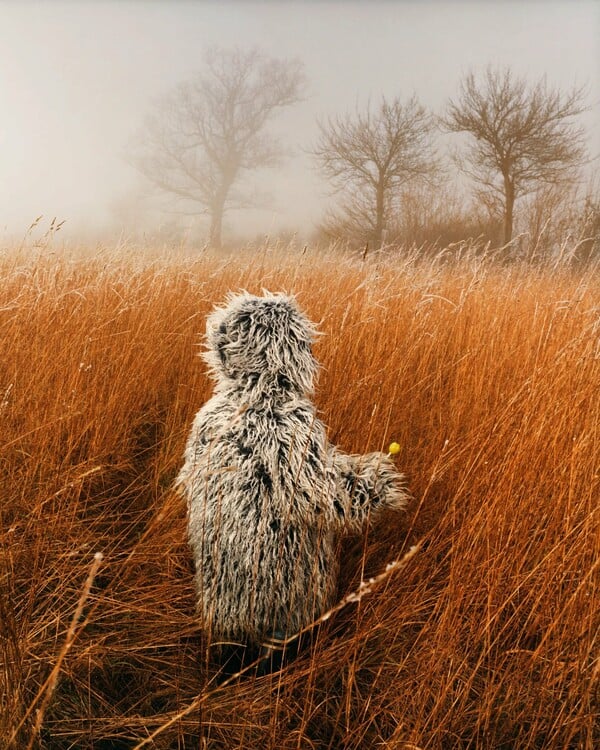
[176,292,408,648]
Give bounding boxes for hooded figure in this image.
[176,292,408,669]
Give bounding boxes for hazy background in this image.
[0,0,598,245]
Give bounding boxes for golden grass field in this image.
[1,244,598,749]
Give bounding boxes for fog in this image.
[1,0,598,246]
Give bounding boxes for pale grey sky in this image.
[0,1,598,243]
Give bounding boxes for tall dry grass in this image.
[0,244,598,749]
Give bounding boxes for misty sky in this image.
[0,0,598,244]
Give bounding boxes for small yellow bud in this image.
[388,441,401,456]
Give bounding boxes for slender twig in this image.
[8,553,103,749]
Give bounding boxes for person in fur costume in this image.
[176,291,408,674]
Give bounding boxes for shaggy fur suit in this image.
[176,292,408,658]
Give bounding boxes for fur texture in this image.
[176,291,409,644]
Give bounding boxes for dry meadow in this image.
[1,244,598,748]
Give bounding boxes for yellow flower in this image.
[388,441,401,456]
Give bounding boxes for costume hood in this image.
[203,291,319,395]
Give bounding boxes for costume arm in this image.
[175,395,234,496]
[326,448,408,533]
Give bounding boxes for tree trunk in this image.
[209,207,223,250]
[374,181,385,249]
[209,186,230,250]
[503,177,515,245]
[209,172,237,250]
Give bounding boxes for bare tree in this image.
[130,48,305,249]
[313,96,438,249]
[444,67,587,245]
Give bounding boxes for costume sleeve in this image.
[325,448,409,533]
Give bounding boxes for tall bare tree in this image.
[130,48,305,249]
[313,96,438,249]
[444,67,587,245]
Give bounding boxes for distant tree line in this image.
[130,47,591,254]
